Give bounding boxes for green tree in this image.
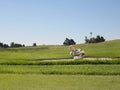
[10,42,15,47]
[33,43,37,47]
[101,36,105,42]
[3,44,9,48]
[85,35,105,43]
[63,38,76,45]
[0,42,3,48]
[10,42,24,48]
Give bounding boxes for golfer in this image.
[69,45,85,60]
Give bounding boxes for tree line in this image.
[0,33,106,47]
[85,32,105,43]
[63,38,76,45]
[0,42,25,48]
[63,33,105,45]
[0,43,9,48]
[0,42,37,48]
[85,35,105,43]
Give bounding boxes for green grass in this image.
[0,40,120,90]
[1,59,120,65]
[77,39,120,57]
[0,65,120,75]
[0,39,120,62]
[0,74,120,90]
[0,45,70,61]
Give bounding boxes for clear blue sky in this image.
[0,0,120,45]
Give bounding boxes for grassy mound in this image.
[0,40,120,90]
[76,39,120,57]
[0,39,120,62]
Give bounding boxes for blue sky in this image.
[0,0,120,45]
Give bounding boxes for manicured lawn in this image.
[0,46,70,60]
[0,74,120,90]
[0,40,120,62]
[1,59,120,65]
[0,40,120,90]
[1,65,120,75]
[76,40,120,57]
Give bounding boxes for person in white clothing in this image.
[69,45,85,60]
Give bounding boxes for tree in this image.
[63,38,69,45]
[85,36,89,43]
[85,35,105,44]
[3,44,9,48]
[90,32,92,38]
[96,35,101,42]
[69,39,76,45]
[101,36,105,42]
[10,42,15,47]
[10,42,24,48]
[33,43,37,47]
[23,44,25,47]
[63,38,76,45]
[0,42,3,48]
[90,37,96,43]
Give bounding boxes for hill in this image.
[0,39,120,61]
[76,39,120,57]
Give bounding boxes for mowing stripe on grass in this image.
[0,65,120,75]
[1,74,120,90]
[0,59,120,65]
